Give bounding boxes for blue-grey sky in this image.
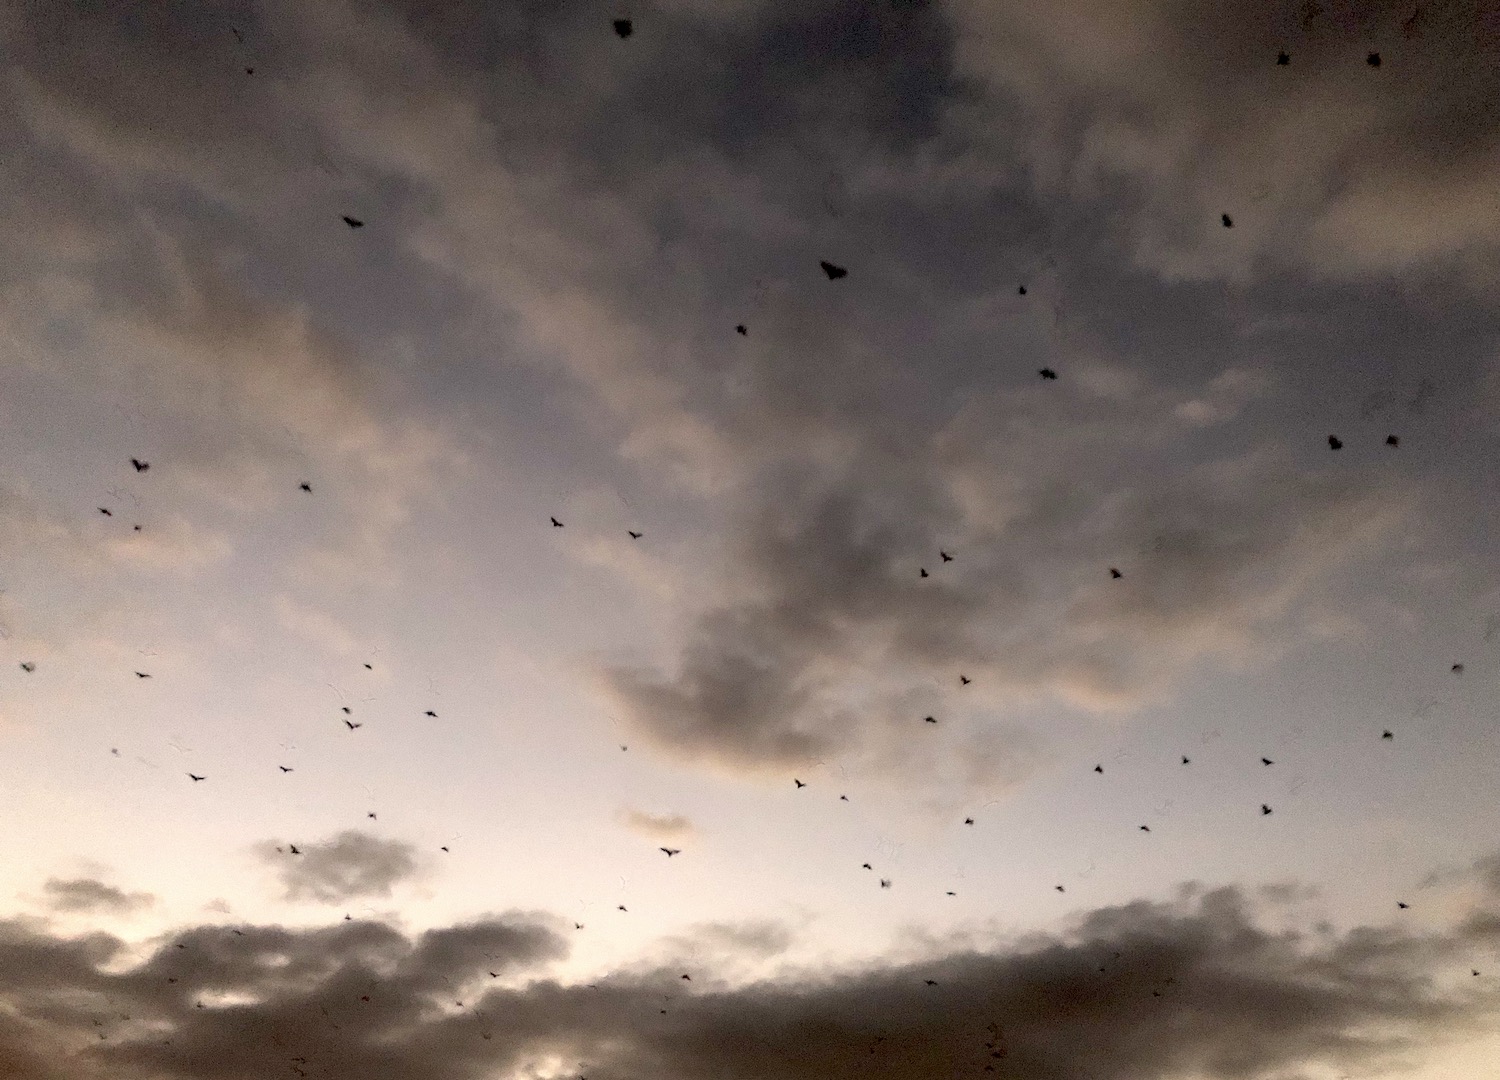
[4,2,1500,1078]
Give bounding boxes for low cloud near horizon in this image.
[4,850,1500,1080]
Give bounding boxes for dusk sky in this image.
[4,2,1500,1078]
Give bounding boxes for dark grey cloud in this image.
[260,831,420,904]
[2,862,1500,1080]
[40,879,155,916]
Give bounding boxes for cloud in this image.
[945,0,1500,284]
[0,0,1484,799]
[604,419,1412,779]
[2,8,467,592]
[2,862,1500,1080]
[259,831,420,905]
[618,809,697,843]
[40,879,154,917]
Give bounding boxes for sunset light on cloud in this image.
[4,2,1500,1078]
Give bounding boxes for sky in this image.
[3,0,1500,1077]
